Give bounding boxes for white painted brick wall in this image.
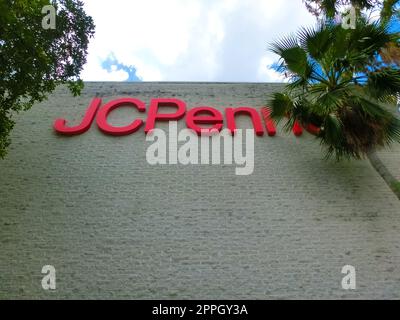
[0,83,399,299]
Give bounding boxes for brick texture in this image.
[0,82,399,299]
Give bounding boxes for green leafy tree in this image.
[0,0,95,158]
[269,20,400,198]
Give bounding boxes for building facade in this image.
[0,82,400,299]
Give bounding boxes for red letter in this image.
[293,120,303,136]
[96,98,146,136]
[306,123,321,136]
[225,107,264,136]
[260,107,276,136]
[53,98,101,135]
[144,98,186,133]
[186,107,223,135]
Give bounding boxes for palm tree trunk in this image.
[367,150,400,200]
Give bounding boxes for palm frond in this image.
[320,113,344,147]
[366,68,400,99]
[349,21,393,58]
[385,115,400,143]
[269,35,312,78]
[268,92,294,121]
[298,25,332,61]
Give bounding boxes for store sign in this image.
[53,97,316,176]
[53,97,309,136]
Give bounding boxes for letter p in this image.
[144,99,186,133]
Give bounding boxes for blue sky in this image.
[94,0,400,82]
[101,54,141,81]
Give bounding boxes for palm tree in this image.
[304,0,400,65]
[268,20,400,198]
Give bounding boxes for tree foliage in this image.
[0,0,95,158]
[269,21,400,159]
[303,0,400,23]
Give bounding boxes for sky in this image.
[80,0,316,82]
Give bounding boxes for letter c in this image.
[96,98,146,136]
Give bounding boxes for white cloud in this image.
[81,0,315,82]
[257,55,285,83]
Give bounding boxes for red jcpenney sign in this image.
[54,97,316,136]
